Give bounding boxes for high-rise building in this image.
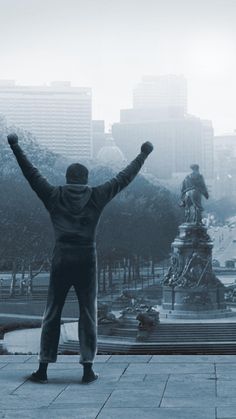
[113,114,213,180]
[213,131,236,198]
[112,75,213,182]
[92,120,106,158]
[133,75,187,114]
[0,80,92,159]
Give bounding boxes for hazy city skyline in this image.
[0,0,236,133]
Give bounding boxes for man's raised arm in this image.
[8,133,55,208]
[94,141,154,206]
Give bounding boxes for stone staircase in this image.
[58,322,236,355]
[146,323,236,343]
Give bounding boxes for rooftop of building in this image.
[214,130,236,138]
[0,80,91,93]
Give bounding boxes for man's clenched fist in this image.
[7,133,18,146]
[141,141,154,155]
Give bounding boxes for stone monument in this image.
[162,164,230,318]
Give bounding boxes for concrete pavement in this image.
[1,355,236,418]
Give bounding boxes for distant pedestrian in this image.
[8,133,153,384]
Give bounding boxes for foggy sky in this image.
[0,0,236,134]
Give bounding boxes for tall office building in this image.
[112,75,213,181]
[0,81,92,159]
[92,120,106,158]
[113,114,213,180]
[213,131,236,198]
[133,75,187,114]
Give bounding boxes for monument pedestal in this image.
[162,223,231,319]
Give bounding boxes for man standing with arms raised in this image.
[8,133,153,384]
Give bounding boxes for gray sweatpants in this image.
[39,244,97,365]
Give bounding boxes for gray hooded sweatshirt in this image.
[10,144,148,247]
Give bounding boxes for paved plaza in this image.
[1,355,236,418]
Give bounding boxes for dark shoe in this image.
[81,371,99,384]
[29,371,48,384]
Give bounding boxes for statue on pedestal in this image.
[162,164,227,317]
[180,164,209,224]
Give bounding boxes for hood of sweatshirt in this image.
[57,184,92,215]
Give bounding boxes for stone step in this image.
[106,323,236,340]
[144,323,236,342]
[109,328,138,337]
[59,322,236,355]
[58,340,236,355]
